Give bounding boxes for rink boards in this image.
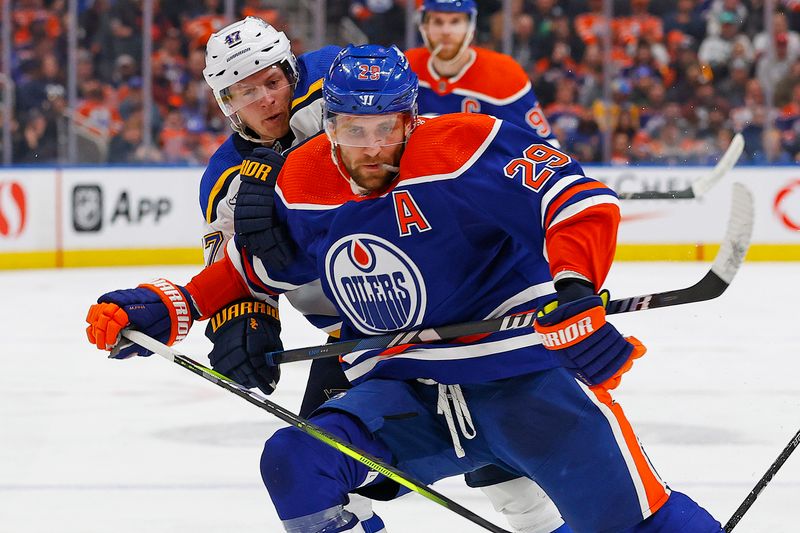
[1,165,799,269]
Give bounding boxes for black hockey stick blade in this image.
[122,330,512,533]
[724,427,800,531]
[270,183,754,366]
[619,133,744,200]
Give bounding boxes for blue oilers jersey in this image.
[405,46,559,147]
[226,113,621,385]
[199,45,343,333]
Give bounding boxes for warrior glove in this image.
[534,289,645,389]
[205,299,283,395]
[86,279,199,358]
[235,147,296,271]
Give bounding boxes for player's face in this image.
[231,66,293,140]
[333,114,408,192]
[423,12,470,60]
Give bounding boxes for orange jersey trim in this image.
[588,386,670,517]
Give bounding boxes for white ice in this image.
[1,262,799,532]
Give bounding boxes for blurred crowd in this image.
[5,0,800,165]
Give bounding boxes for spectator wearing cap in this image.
[698,10,754,74]
[705,0,749,37]
[753,12,800,61]
[756,32,798,93]
[628,65,661,106]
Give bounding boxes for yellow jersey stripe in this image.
[205,164,242,224]
[292,78,324,110]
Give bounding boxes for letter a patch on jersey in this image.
[392,190,431,237]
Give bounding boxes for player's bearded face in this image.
[423,12,470,60]
[329,113,410,192]
[227,66,293,141]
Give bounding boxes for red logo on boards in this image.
[774,180,800,232]
[0,181,27,238]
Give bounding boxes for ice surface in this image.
[1,262,799,532]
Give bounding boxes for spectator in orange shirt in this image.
[614,0,663,49]
[75,80,123,140]
[574,0,607,46]
[182,0,227,50]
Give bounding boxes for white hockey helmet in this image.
[203,17,298,139]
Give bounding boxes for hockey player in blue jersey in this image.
[195,16,569,533]
[87,44,725,532]
[407,0,559,147]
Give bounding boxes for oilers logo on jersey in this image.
[325,234,427,335]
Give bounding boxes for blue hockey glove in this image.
[205,299,283,395]
[534,290,645,388]
[234,147,296,271]
[86,279,199,359]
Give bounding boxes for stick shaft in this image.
[123,330,512,533]
[724,428,800,531]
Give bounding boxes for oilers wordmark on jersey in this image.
[325,234,427,335]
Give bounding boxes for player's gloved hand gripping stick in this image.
[534,289,646,389]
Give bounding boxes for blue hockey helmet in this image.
[323,44,418,116]
[420,0,477,16]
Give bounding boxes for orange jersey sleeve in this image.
[545,202,620,290]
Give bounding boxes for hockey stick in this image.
[618,133,744,200]
[121,330,512,533]
[724,427,800,531]
[270,183,753,366]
